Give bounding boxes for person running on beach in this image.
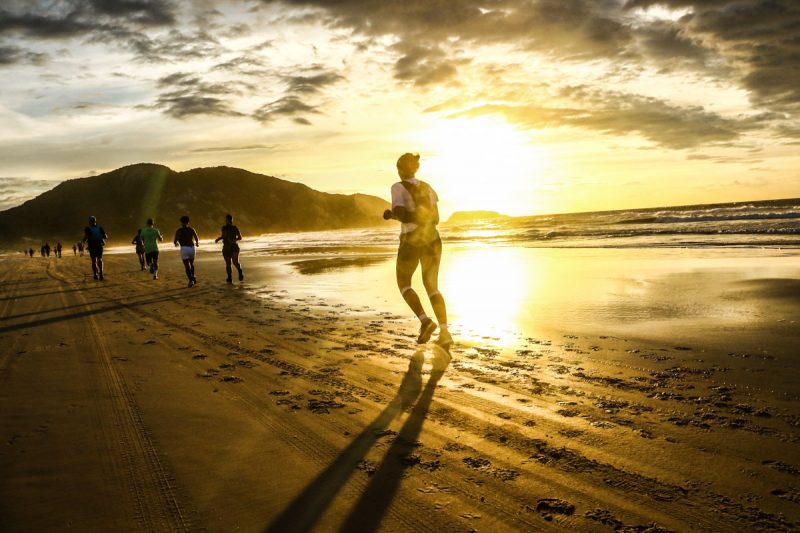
[72,244,77,256]
[29,248,34,257]
[140,219,163,280]
[174,215,199,287]
[77,241,84,257]
[383,152,452,348]
[83,216,108,281]
[214,214,244,283]
[56,242,62,258]
[132,229,146,271]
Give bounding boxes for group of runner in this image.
[83,214,243,287]
[77,152,451,349]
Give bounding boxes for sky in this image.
[0,0,799,216]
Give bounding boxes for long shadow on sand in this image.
[0,285,103,304]
[265,347,451,533]
[0,287,209,334]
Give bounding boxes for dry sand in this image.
[1,252,799,532]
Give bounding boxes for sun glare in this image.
[419,116,546,216]
[441,247,530,346]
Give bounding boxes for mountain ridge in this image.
[0,163,390,246]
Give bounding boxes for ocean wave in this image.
[616,211,800,225]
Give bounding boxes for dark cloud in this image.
[625,1,800,113]
[0,44,47,66]
[147,71,245,118]
[456,86,761,149]
[285,71,344,93]
[87,0,176,26]
[0,0,175,40]
[392,43,466,86]
[253,96,318,123]
[125,29,223,63]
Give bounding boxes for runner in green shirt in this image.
[140,218,163,280]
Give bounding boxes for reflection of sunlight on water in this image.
[441,247,531,346]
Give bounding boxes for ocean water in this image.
[241,197,800,253]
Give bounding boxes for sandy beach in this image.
[1,248,799,532]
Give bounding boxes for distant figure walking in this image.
[77,241,84,257]
[132,229,146,271]
[214,214,244,283]
[44,242,50,257]
[383,152,452,349]
[174,215,199,287]
[29,248,34,257]
[140,219,163,280]
[72,244,77,256]
[83,216,108,281]
[56,242,62,258]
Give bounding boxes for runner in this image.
[140,219,163,280]
[132,229,146,271]
[383,152,453,348]
[77,241,84,257]
[214,214,244,283]
[173,215,199,287]
[82,216,108,281]
[72,244,77,256]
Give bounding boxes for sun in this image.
[417,115,546,216]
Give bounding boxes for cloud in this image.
[124,28,224,63]
[0,177,55,210]
[147,71,245,118]
[253,96,318,123]
[0,0,175,40]
[285,71,344,93]
[189,144,274,153]
[392,43,466,86]
[0,44,47,66]
[625,1,800,113]
[455,86,760,149]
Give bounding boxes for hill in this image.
[0,164,390,246]
[446,210,510,224]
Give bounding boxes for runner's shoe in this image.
[417,318,437,344]
[238,269,244,282]
[434,330,454,350]
[226,277,232,284]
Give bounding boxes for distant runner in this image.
[173,215,199,287]
[83,216,108,281]
[140,219,163,280]
[214,214,244,283]
[383,152,452,349]
[132,229,146,271]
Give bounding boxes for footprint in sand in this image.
[531,498,575,521]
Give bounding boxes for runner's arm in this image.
[192,228,199,246]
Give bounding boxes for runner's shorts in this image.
[145,251,159,263]
[398,231,441,264]
[87,243,103,258]
[222,243,240,258]
[180,245,196,261]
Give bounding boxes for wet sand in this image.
[1,250,799,532]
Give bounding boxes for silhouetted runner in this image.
[140,218,163,280]
[173,215,199,287]
[383,152,452,349]
[83,216,108,281]
[214,214,244,283]
[72,244,77,256]
[132,229,146,270]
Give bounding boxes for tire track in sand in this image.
[49,260,192,532]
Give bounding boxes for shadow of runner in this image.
[265,348,447,533]
[338,346,451,532]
